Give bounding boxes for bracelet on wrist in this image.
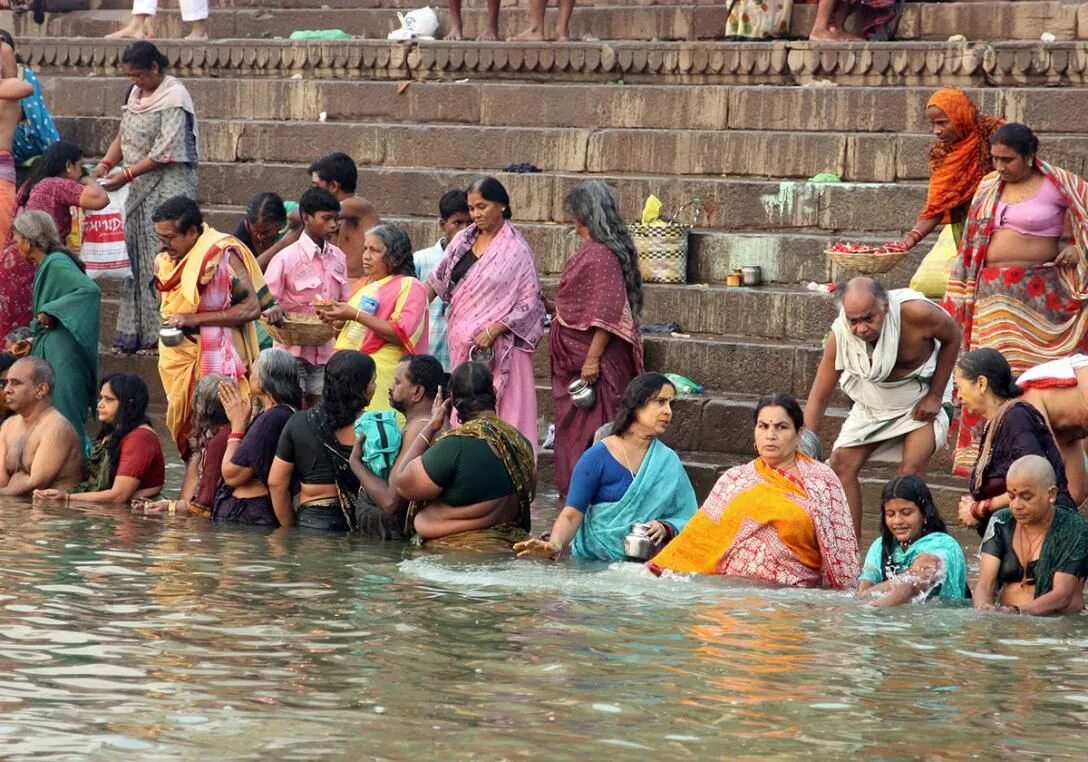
[123,167,135,183]
[98,159,114,171]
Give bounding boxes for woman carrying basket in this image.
[548,181,643,499]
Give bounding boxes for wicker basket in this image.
[260,311,337,347]
[825,245,909,275]
[629,199,701,284]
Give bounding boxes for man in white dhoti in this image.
[1018,354,1088,505]
[803,277,962,535]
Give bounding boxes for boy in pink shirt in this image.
[264,187,351,405]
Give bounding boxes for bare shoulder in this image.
[42,408,78,442]
[0,414,23,439]
[901,298,953,328]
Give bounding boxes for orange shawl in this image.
[920,88,1004,223]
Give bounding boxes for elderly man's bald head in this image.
[839,277,890,342]
[840,277,889,311]
[1007,454,1057,490]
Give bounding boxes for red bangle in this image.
[98,159,114,171]
[228,433,245,442]
[123,168,134,183]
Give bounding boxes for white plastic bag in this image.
[81,184,132,280]
[387,7,438,40]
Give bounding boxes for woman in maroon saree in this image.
[550,181,644,498]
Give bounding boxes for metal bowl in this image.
[568,378,597,409]
[159,326,184,347]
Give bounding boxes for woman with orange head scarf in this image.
[899,89,1004,250]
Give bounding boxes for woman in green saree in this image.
[12,210,100,452]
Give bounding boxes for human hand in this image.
[911,394,941,423]
[513,537,562,559]
[350,432,366,463]
[36,312,55,330]
[315,301,354,324]
[165,312,197,329]
[33,488,67,503]
[1054,246,1080,268]
[218,381,250,433]
[134,498,171,514]
[644,520,670,545]
[580,356,600,385]
[89,163,109,180]
[473,325,498,350]
[98,174,126,193]
[263,305,285,326]
[428,386,452,431]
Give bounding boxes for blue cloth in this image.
[566,440,633,513]
[413,240,450,371]
[12,67,59,164]
[860,531,968,600]
[568,438,697,561]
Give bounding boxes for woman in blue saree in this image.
[858,475,968,606]
[514,373,697,561]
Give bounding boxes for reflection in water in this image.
[1,498,1087,758]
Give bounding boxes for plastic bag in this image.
[909,224,958,299]
[81,185,132,280]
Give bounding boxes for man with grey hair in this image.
[804,276,962,535]
[0,357,83,496]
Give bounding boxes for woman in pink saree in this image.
[426,177,546,452]
[549,180,643,498]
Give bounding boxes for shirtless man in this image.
[804,277,962,535]
[0,358,83,496]
[0,44,34,244]
[1017,354,1088,506]
[256,152,380,287]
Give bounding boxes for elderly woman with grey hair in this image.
[211,348,302,526]
[12,210,101,452]
[548,180,644,498]
[315,223,429,414]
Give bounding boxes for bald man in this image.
[804,277,962,535]
[974,454,1088,616]
[0,358,83,496]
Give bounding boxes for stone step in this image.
[17,38,1088,87]
[189,162,929,233]
[53,114,1088,183]
[41,77,1088,135]
[15,2,1083,42]
[196,205,932,287]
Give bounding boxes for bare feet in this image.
[105,24,147,40]
[183,31,208,41]
[476,30,499,41]
[509,26,545,42]
[809,25,863,42]
[446,26,464,41]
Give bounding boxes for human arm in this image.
[267,457,296,527]
[166,252,261,329]
[394,388,452,502]
[1018,573,1085,616]
[973,551,1003,611]
[514,505,586,558]
[91,134,123,180]
[1054,215,1079,267]
[78,179,110,211]
[218,382,254,488]
[348,431,410,518]
[802,333,841,433]
[35,475,145,505]
[0,424,10,487]
[911,301,962,422]
[579,328,611,385]
[0,77,33,101]
[315,301,403,345]
[0,43,16,79]
[900,216,942,250]
[865,554,945,608]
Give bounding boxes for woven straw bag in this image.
[628,200,701,284]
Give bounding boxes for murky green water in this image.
[1,498,1087,759]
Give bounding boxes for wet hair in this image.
[753,393,804,432]
[152,195,204,234]
[992,123,1040,159]
[565,180,643,318]
[400,354,447,401]
[467,177,512,219]
[878,476,951,585]
[448,362,497,421]
[837,276,889,311]
[439,189,470,221]
[12,211,84,271]
[121,40,169,72]
[611,372,675,437]
[299,186,340,218]
[18,357,55,393]
[956,348,1021,400]
[254,348,302,409]
[245,192,287,228]
[97,374,151,482]
[191,374,230,441]
[19,140,84,208]
[365,224,414,277]
[322,350,376,429]
[308,152,358,194]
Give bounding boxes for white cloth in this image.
[831,288,953,462]
[132,0,209,22]
[1017,354,1088,387]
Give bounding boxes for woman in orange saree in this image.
[648,394,859,589]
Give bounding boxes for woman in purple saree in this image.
[426,177,546,452]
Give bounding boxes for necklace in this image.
[1015,522,1049,583]
[617,436,636,477]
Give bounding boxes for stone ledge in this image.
[21,38,1088,86]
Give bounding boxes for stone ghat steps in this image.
[198,206,930,287]
[54,114,1088,184]
[18,38,1088,87]
[16,2,1085,43]
[43,78,1088,135]
[534,448,967,525]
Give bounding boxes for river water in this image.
[1,496,1087,759]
